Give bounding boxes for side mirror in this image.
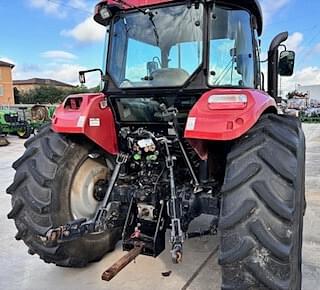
[79,72,86,84]
[279,50,295,76]
[78,68,106,86]
[79,68,107,91]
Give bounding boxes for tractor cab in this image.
[94,0,263,92]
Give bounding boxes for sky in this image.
[1,0,320,93]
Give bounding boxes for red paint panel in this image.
[184,89,277,141]
[52,93,119,155]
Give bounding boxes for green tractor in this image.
[0,108,32,139]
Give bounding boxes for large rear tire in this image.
[219,114,305,290]
[7,125,121,267]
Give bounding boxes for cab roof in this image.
[95,0,263,35]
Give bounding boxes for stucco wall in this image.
[0,66,14,105]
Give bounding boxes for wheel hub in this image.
[93,180,108,202]
[70,158,110,220]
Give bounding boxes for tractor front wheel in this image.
[16,125,31,139]
[7,125,121,267]
[219,114,305,290]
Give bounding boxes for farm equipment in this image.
[29,105,56,134]
[0,105,56,137]
[300,109,320,123]
[0,108,31,139]
[7,0,305,289]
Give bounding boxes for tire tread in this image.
[219,114,305,290]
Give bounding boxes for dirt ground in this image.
[0,124,319,290]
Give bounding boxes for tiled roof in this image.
[13,78,75,87]
[0,61,15,68]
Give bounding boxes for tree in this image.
[19,85,98,104]
[13,87,21,104]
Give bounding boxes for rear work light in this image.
[208,94,248,110]
[99,6,112,20]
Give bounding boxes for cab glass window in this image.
[209,7,254,87]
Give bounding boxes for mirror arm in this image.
[261,72,265,91]
[79,68,104,76]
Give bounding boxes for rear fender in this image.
[184,89,277,159]
[52,93,118,155]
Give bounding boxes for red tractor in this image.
[7,0,305,289]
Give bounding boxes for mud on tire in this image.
[7,125,121,267]
[219,114,305,290]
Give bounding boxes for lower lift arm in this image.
[44,153,128,242]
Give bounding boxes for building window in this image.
[0,85,4,96]
[0,69,2,80]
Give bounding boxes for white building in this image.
[297,85,320,101]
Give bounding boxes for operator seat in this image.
[151,68,189,86]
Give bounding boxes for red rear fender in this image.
[184,89,277,141]
[184,89,277,159]
[52,93,118,155]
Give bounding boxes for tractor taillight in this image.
[208,94,248,110]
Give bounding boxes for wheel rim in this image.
[17,129,26,137]
[70,158,110,220]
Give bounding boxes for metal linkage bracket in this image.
[44,218,94,242]
[43,153,128,242]
[161,137,184,263]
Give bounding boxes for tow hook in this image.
[171,243,183,264]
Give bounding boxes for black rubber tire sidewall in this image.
[51,141,121,263]
[7,126,121,267]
